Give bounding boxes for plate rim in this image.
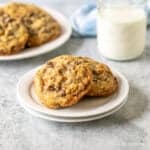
[22,93,128,120]
[0,5,72,61]
[17,66,129,118]
[21,98,127,123]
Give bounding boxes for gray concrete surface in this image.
[0,0,150,150]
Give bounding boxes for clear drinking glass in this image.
[97,0,147,61]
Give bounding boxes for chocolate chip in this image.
[47,61,54,68]
[60,90,66,97]
[7,30,14,36]
[48,85,55,91]
[58,69,63,74]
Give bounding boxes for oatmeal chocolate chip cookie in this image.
[0,9,28,55]
[76,57,118,96]
[4,3,61,47]
[4,3,30,19]
[34,55,93,109]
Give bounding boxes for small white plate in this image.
[0,7,72,61]
[17,66,129,119]
[22,99,127,123]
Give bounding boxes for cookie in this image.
[76,57,118,96]
[5,3,61,47]
[34,55,93,109]
[0,9,28,55]
[4,3,30,19]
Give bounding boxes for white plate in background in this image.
[0,6,72,60]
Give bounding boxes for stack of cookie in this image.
[34,55,118,109]
[0,3,61,55]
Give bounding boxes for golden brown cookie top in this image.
[23,7,61,45]
[34,55,93,108]
[75,56,118,96]
[4,2,61,47]
[4,3,30,19]
[0,9,28,55]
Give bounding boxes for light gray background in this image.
[0,0,150,150]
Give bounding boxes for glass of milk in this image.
[97,0,147,61]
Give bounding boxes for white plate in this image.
[0,6,72,61]
[17,66,129,118]
[21,99,127,123]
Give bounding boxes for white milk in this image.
[97,6,147,60]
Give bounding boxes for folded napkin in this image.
[71,2,150,37]
[71,2,96,37]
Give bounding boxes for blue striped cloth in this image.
[71,2,150,37]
